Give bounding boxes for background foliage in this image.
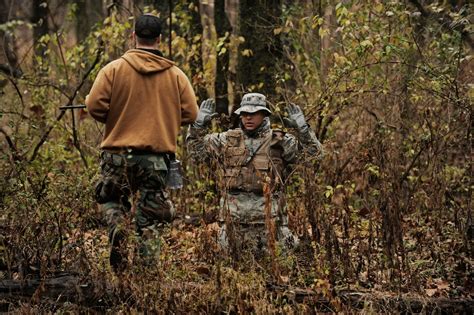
[0,0,472,312]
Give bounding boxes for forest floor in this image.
[1,215,473,314]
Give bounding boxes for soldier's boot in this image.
[110,230,127,273]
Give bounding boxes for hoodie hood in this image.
[121,49,174,74]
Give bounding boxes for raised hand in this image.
[194,98,218,127]
[285,103,308,131]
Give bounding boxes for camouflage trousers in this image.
[217,192,298,256]
[218,223,297,258]
[95,151,175,269]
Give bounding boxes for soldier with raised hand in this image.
[186,93,323,256]
[86,14,198,272]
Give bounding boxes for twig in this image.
[51,20,69,82]
[25,80,71,99]
[399,142,426,185]
[0,111,28,119]
[0,126,21,161]
[29,44,103,163]
[407,0,474,50]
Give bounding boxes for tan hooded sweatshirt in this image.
[86,49,198,154]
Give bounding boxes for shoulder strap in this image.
[242,130,272,165]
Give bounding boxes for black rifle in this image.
[59,104,86,110]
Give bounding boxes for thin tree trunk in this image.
[225,0,239,114]
[32,0,49,59]
[238,0,282,101]
[199,0,217,98]
[0,0,22,77]
[319,3,333,88]
[76,0,104,42]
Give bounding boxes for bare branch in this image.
[0,126,21,161]
[29,45,103,163]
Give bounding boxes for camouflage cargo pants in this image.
[218,223,297,258]
[217,192,298,256]
[95,151,175,270]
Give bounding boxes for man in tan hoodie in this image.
[86,14,198,272]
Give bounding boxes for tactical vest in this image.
[223,129,285,193]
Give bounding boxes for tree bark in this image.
[76,0,104,42]
[319,3,333,88]
[199,0,217,99]
[32,0,49,58]
[237,0,282,103]
[0,0,22,77]
[225,0,239,114]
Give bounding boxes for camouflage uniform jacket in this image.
[187,118,323,223]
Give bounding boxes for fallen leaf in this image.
[425,288,437,297]
[435,279,450,290]
[279,275,289,283]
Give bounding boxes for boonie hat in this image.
[234,93,272,115]
[135,14,162,39]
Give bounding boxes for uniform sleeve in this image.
[298,127,324,160]
[186,125,227,163]
[280,133,299,164]
[85,68,113,124]
[178,74,199,126]
[280,128,324,164]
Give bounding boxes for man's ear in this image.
[156,35,161,44]
[131,31,137,48]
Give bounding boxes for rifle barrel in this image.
[59,105,86,110]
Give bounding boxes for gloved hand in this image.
[285,103,308,131]
[194,98,218,128]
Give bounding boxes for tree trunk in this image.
[237,0,282,104]
[225,0,239,114]
[32,0,49,58]
[0,0,22,78]
[76,0,105,42]
[319,1,339,89]
[199,0,217,99]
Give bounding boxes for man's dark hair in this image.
[136,37,158,46]
[135,14,162,40]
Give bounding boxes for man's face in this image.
[240,111,266,131]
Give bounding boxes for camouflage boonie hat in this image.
[234,93,272,115]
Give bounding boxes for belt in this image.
[103,148,166,156]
